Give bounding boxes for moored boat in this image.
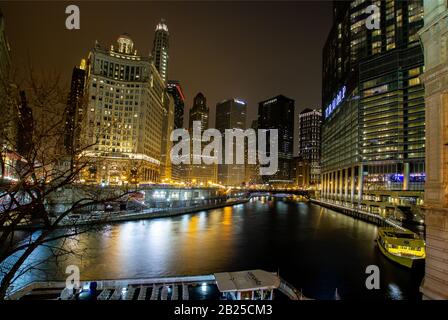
[376,227,425,268]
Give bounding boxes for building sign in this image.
[325,86,346,118]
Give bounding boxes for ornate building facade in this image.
[80,34,165,185]
[419,0,448,300]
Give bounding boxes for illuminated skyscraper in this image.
[167,80,185,182]
[215,98,247,186]
[80,34,165,185]
[321,0,425,213]
[244,120,260,185]
[188,92,217,185]
[258,95,295,186]
[167,80,185,130]
[298,108,321,187]
[160,92,175,182]
[64,60,86,156]
[189,92,208,131]
[152,18,169,82]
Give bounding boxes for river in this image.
[15,197,424,300]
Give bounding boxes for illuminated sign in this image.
[325,86,346,118]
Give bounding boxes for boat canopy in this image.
[214,270,280,293]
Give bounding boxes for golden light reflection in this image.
[176,205,235,271]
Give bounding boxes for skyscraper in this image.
[16,90,33,157]
[0,9,17,181]
[321,0,425,214]
[189,92,208,131]
[80,34,165,185]
[215,98,247,186]
[64,60,86,156]
[152,18,169,82]
[188,92,217,185]
[0,9,10,80]
[258,95,295,186]
[298,108,321,187]
[167,80,185,129]
[292,156,310,187]
[166,81,185,182]
[160,92,175,182]
[244,119,260,185]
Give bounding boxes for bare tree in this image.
[0,69,136,299]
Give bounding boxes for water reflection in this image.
[13,198,423,300]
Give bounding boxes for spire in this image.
[152,18,169,82]
[155,18,168,33]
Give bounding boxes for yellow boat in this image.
[376,227,425,268]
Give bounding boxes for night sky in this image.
[1,1,332,154]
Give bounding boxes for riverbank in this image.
[12,198,250,230]
[310,198,406,231]
[89,198,249,224]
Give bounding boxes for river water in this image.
[17,197,424,300]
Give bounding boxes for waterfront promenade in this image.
[311,198,406,231]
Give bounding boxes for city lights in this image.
[0,0,447,310]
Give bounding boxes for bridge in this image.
[240,188,313,199]
[42,184,314,214]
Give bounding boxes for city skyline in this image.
[2,0,448,305]
[0,1,331,140]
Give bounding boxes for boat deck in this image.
[17,282,293,301]
[9,270,307,301]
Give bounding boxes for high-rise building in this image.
[418,0,448,300]
[0,10,18,181]
[160,91,175,182]
[16,90,33,157]
[166,81,185,182]
[298,108,321,188]
[167,80,185,130]
[292,156,310,188]
[188,92,217,185]
[189,92,208,131]
[152,18,169,82]
[80,34,165,185]
[245,119,260,185]
[64,60,87,156]
[321,0,425,214]
[258,95,295,186]
[215,98,247,186]
[0,9,10,80]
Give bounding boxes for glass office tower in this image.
[321,0,425,214]
[258,95,295,186]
